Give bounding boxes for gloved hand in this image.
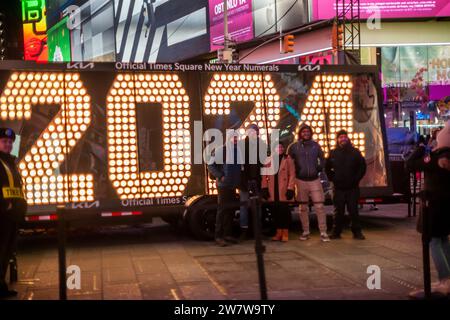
[285,189,295,200]
[261,188,270,200]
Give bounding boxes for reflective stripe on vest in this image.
[0,158,24,199]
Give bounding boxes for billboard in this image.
[114,0,209,62]
[47,17,71,62]
[253,0,309,37]
[22,0,48,61]
[209,0,254,51]
[312,0,450,20]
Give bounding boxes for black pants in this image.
[215,188,236,240]
[0,217,18,292]
[266,202,291,229]
[333,188,362,235]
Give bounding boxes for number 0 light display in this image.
[0,72,93,204]
[107,73,191,199]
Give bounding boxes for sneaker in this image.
[329,233,342,239]
[353,233,366,240]
[215,238,228,247]
[320,233,331,242]
[299,232,310,241]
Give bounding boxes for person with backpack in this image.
[407,121,450,298]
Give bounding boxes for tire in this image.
[185,195,218,240]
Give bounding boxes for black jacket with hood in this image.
[406,146,450,237]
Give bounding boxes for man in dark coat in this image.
[239,124,267,241]
[325,130,367,240]
[0,128,27,298]
[406,121,450,298]
[208,133,242,246]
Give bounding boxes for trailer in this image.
[0,61,394,239]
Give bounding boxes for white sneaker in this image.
[320,233,331,242]
[299,232,310,241]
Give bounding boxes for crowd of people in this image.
[208,123,367,247]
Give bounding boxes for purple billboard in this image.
[209,0,254,51]
[313,0,450,20]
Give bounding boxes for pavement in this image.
[6,204,438,300]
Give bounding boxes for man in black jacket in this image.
[0,128,27,298]
[326,130,366,240]
[239,124,267,241]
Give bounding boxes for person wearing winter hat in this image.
[287,123,330,242]
[406,120,450,298]
[0,128,27,299]
[325,129,367,240]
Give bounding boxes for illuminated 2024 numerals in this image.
[0,71,366,204]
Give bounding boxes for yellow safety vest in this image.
[0,158,24,199]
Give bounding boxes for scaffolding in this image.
[335,0,361,64]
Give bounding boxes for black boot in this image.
[353,232,366,240]
[0,290,17,299]
[239,228,248,242]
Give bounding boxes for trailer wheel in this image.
[185,195,217,240]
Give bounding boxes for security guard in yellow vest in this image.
[0,128,27,298]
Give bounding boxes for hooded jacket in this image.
[406,146,450,237]
[325,141,367,190]
[287,124,325,181]
[207,143,243,189]
[0,151,27,222]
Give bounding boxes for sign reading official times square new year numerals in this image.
[0,62,389,208]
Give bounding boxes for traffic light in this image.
[283,34,294,53]
[332,22,344,52]
[0,13,6,60]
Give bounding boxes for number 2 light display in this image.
[0,72,93,204]
[203,73,282,194]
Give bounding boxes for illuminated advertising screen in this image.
[0,63,389,215]
[21,0,48,61]
[47,17,72,62]
[114,0,209,62]
[312,0,450,20]
[209,0,254,51]
[252,0,309,37]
